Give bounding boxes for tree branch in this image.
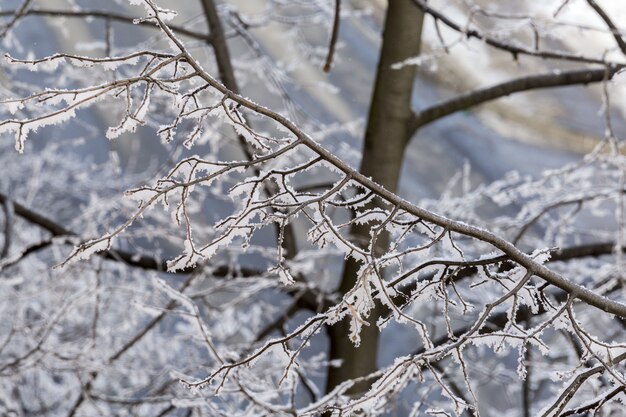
[409,0,623,66]
[0,192,261,275]
[0,191,327,331]
[389,241,625,325]
[585,0,626,56]
[0,195,13,259]
[0,8,213,43]
[541,350,626,417]
[407,67,620,139]
[323,0,341,73]
[0,193,72,236]
[560,385,626,416]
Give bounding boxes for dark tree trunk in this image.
[326,0,424,395]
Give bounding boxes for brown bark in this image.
[406,66,619,139]
[325,0,424,395]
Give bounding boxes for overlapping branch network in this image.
[2,1,626,416]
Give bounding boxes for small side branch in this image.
[323,0,342,73]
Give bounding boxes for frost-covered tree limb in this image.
[0,7,214,43]
[410,0,626,65]
[2,1,626,416]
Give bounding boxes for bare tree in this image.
[1,0,626,416]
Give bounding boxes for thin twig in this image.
[323,0,341,73]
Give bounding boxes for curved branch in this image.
[585,0,626,56]
[541,351,626,417]
[407,66,620,138]
[0,8,213,43]
[387,241,626,325]
[0,192,70,236]
[409,0,623,66]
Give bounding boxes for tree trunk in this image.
[326,0,424,395]
[199,0,240,94]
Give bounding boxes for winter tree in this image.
[1,0,626,416]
